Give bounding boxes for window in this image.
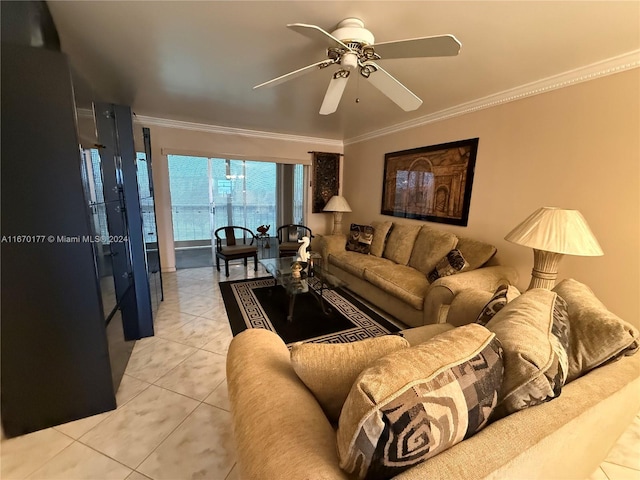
[168,155,306,247]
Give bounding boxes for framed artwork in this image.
[381,138,479,226]
[311,152,340,213]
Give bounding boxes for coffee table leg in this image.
[287,294,296,322]
[311,283,331,315]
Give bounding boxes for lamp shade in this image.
[505,207,603,256]
[323,195,352,213]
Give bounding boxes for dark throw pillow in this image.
[346,224,374,254]
[427,249,469,283]
[476,283,521,326]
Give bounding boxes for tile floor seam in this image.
[14,434,75,480]
[604,459,640,471]
[131,398,207,475]
[223,463,238,480]
[150,376,222,404]
[153,329,208,351]
[66,439,135,477]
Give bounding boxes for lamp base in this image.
[332,211,344,235]
[528,249,563,290]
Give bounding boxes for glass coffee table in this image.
[259,257,347,322]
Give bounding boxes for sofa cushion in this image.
[476,283,521,326]
[382,223,421,266]
[427,249,469,283]
[346,223,374,254]
[290,335,410,423]
[364,263,428,310]
[408,226,458,274]
[455,236,497,270]
[337,324,503,479]
[399,323,455,346]
[329,251,394,279]
[370,221,393,257]
[486,289,570,418]
[552,278,639,382]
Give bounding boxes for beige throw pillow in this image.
[369,221,393,257]
[552,278,639,382]
[382,223,421,265]
[486,289,570,418]
[290,335,410,423]
[455,236,497,270]
[408,226,458,274]
[337,324,503,479]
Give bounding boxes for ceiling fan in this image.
[253,18,461,115]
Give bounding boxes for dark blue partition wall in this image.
[0,41,116,437]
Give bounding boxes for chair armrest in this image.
[317,234,347,264]
[423,266,519,324]
[226,329,349,480]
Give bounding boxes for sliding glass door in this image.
[168,155,306,268]
[210,158,277,233]
[167,156,211,248]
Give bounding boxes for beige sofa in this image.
[227,280,640,480]
[318,221,518,327]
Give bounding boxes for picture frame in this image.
[381,138,479,226]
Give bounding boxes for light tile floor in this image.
[1,263,639,480]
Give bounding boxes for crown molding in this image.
[76,108,342,147]
[135,114,345,147]
[344,50,640,146]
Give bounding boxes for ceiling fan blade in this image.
[287,23,353,52]
[373,34,461,59]
[319,71,350,115]
[253,59,336,89]
[362,62,422,111]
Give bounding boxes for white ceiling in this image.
[47,1,640,141]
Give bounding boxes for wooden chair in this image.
[214,226,258,277]
[276,224,313,258]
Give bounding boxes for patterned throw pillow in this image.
[476,284,521,326]
[485,289,570,419]
[346,224,374,254]
[337,324,504,479]
[427,249,469,283]
[290,336,410,423]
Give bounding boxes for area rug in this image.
[220,277,401,345]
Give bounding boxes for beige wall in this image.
[343,69,639,326]
[138,125,342,271]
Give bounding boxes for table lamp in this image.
[323,195,352,235]
[504,207,603,290]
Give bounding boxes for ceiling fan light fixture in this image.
[341,51,358,70]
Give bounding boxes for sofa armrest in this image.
[423,266,519,324]
[226,329,351,480]
[318,234,347,264]
[445,289,495,327]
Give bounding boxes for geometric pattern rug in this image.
[220,277,402,346]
